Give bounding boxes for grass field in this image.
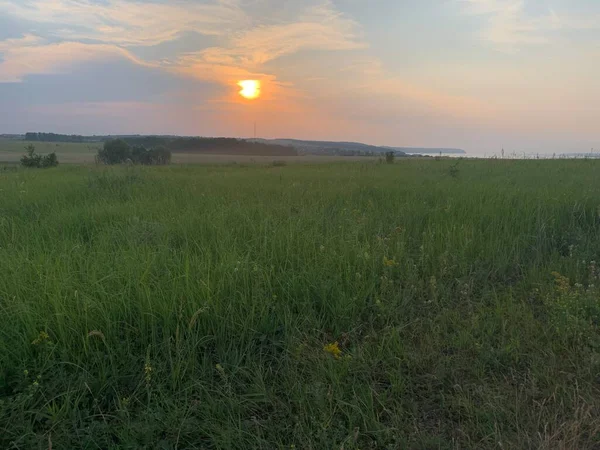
[0,160,599,449]
[0,139,99,165]
[0,139,382,165]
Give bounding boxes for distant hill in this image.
[251,139,404,156]
[253,139,467,156]
[384,147,466,155]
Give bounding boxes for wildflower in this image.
[87,330,105,340]
[459,282,470,300]
[215,364,226,379]
[429,276,437,291]
[144,363,153,380]
[23,370,29,377]
[144,356,153,386]
[551,271,570,293]
[323,342,342,359]
[383,256,397,267]
[32,331,50,345]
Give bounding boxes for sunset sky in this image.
[1,0,599,155]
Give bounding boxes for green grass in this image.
[0,139,99,154]
[0,160,599,449]
[0,139,98,164]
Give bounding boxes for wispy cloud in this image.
[0,34,152,82]
[0,0,246,46]
[461,0,599,50]
[173,0,366,105]
[0,0,364,92]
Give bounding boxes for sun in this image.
[238,80,261,100]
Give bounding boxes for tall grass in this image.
[1,160,599,449]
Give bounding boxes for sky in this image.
[0,0,599,155]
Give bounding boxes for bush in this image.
[41,152,59,168]
[97,139,131,165]
[20,145,42,168]
[385,151,395,164]
[148,146,171,165]
[20,144,59,168]
[131,145,151,165]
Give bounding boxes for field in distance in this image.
[0,160,599,448]
[0,138,385,164]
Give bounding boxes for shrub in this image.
[385,151,395,164]
[97,139,131,165]
[131,145,151,165]
[20,145,42,168]
[148,146,171,165]
[41,152,59,168]
[20,144,58,168]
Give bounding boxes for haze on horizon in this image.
[1,0,599,155]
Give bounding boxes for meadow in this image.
[0,139,98,164]
[0,139,379,165]
[0,159,599,449]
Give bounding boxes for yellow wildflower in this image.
[32,331,50,346]
[551,271,570,293]
[323,342,342,359]
[383,256,398,267]
[215,363,227,379]
[144,363,153,385]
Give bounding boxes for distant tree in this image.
[385,151,395,164]
[20,144,58,168]
[148,146,172,165]
[41,152,59,168]
[97,139,131,165]
[20,144,42,168]
[131,145,151,165]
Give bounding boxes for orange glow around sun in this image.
[238,80,261,100]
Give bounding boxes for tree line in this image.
[97,140,171,165]
[23,133,297,156]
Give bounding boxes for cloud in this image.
[461,0,600,50]
[173,0,365,105]
[0,0,246,46]
[0,0,515,143]
[0,35,153,82]
[0,0,364,90]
